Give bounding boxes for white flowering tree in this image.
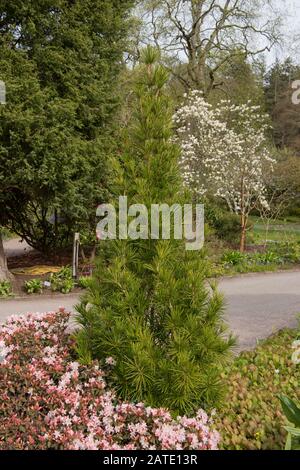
[174,92,275,251]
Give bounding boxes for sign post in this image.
[72,232,80,280]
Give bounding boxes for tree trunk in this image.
[240,225,246,253]
[0,232,13,281]
[240,179,247,253]
[240,211,247,253]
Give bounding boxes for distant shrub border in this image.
[0,309,219,450]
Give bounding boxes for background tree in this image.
[76,47,234,415]
[0,231,12,282]
[209,50,265,106]
[133,0,281,95]
[174,92,275,251]
[264,58,300,155]
[0,0,135,254]
[257,149,299,244]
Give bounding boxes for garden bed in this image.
[206,238,300,278]
[215,329,300,450]
[1,248,94,298]
[0,310,218,450]
[10,275,84,298]
[0,309,298,450]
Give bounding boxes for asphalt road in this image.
[218,271,300,350]
[0,271,299,351]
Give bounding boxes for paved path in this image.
[0,271,299,351]
[0,295,80,325]
[4,238,33,258]
[218,271,300,350]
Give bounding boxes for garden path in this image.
[1,270,300,351]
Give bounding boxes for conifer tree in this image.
[0,0,134,253]
[76,47,234,415]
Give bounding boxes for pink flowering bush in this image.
[0,309,219,450]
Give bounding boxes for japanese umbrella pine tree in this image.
[76,47,234,415]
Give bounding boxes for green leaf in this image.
[285,432,292,451]
[284,426,300,437]
[279,396,300,427]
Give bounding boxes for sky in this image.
[267,0,300,66]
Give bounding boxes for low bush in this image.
[0,310,219,450]
[215,329,300,450]
[219,248,292,275]
[77,276,91,290]
[0,280,12,298]
[50,267,75,294]
[253,251,282,265]
[24,279,43,295]
[221,251,246,266]
[269,242,300,264]
[206,206,242,245]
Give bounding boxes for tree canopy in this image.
[0,0,135,253]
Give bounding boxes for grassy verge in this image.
[205,228,300,278]
[215,329,300,450]
[249,216,300,245]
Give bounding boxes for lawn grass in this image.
[205,216,300,277]
[249,216,300,245]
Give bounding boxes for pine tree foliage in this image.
[76,47,235,415]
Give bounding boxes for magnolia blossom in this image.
[174,92,275,217]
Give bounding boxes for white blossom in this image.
[174,93,275,222]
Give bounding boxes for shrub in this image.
[269,242,300,264]
[76,48,234,415]
[222,251,246,266]
[0,280,12,298]
[220,249,284,273]
[254,251,282,265]
[214,213,242,245]
[205,205,242,245]
[0,310,219,450]
[215,329,300,450]
[50,267,75,294]
[24,279,43,294]
[77,276,91,290]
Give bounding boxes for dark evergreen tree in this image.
[76,47,234,415]
[0,0,135,253]
[264,58,300,154]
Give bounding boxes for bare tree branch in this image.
[133,0,282,94]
